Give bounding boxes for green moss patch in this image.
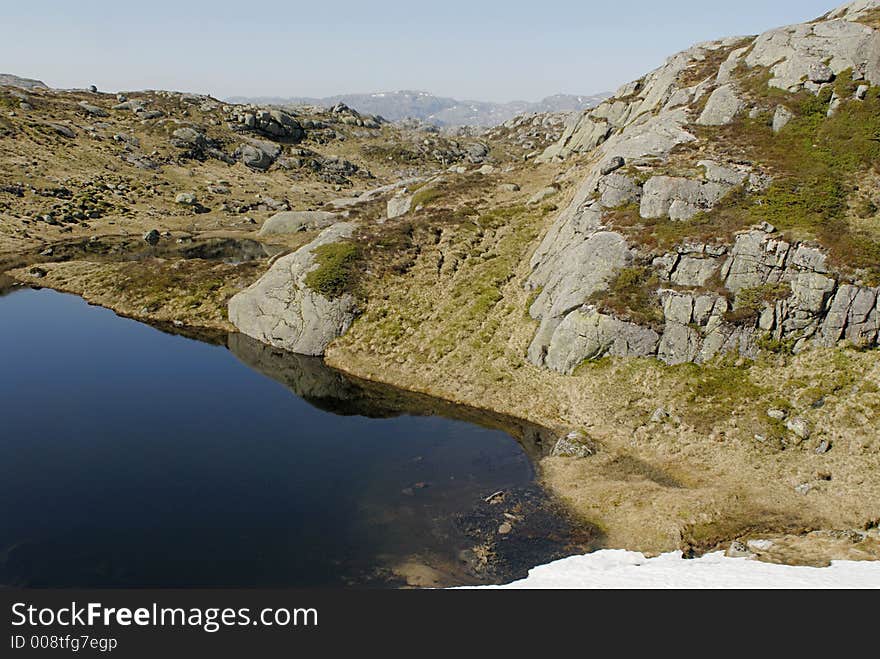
[305,240,361,298]
[686,68,880,284]
[588,265,664,330]
[411,186,443,208]
[725,282,792,325]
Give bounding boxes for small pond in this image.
[0,287,585,587]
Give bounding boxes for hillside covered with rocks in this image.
[3,1,879,561]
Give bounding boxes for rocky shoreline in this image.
[3,0,880,574]
[6,270,879,568]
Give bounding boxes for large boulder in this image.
[528,229,632,324]
[697,84,744,126]
[598,173,641,208]
[171,127,208,150]
[656,290,758,365]
[239,139,281,170]
[258,210,339,236]
[228,223,358,356]
[640,176,729,221]
[231,108,304,141]
[526,226,633,367]
[543,308,660,374]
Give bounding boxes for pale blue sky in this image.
[3,0,839,101]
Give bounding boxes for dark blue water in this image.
[0,287,555,587]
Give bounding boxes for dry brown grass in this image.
[325,169,880,554]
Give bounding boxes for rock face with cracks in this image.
[524,1,880,374]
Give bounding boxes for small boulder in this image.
[772,106,794,134]
[697,84,743,126]
[113,99,146,113]
[808,63,834,84]
[725,541,753,558]
[827,92,842,117]
[240,141,281,171]
[171,127,208,150]
[78,101,108,117]
[464,142,489,163]
[600,156,625,175]
[387,194,413,219]
[785,417,811,442]
[527,186,558,205]
[175,192,197,206]
[498,183,521,192]
[747,539,774,552]
[143,229,161,245]
[46,122,75,138]
[550,430,596,458]
[795,483,813,495]
[650,408,671,423]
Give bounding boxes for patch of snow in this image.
[467,550,880,589]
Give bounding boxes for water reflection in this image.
[0,288,585,588]
[228,333,555,462]
[34,236,285,265]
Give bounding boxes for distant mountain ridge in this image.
[225,90,611,126]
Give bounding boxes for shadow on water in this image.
[224,334,597,586]
[0,288,598,588]
[227,333,557,463]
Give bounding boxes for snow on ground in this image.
[475,550,880,589]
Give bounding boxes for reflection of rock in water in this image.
[14,236,285,267]
[227,333,556,461]
[175,238,285,263]
[228,332,379,416]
